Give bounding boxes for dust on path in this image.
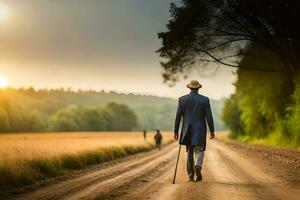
[217,138,300,184]
[9,140,300,200]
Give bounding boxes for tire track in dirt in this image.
[61,148,177,200]
[10,139,300,200]
[12,143,177,200]
[96,140,300,200]
[204,141,300,200]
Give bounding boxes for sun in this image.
[0,74,8,88]
[0,3,9,21]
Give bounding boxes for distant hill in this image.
[0,88,226,132]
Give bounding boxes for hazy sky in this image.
[0,0,236,99]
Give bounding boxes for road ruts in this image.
[10,140,300,200]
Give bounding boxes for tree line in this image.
[0,89,137,132]
[49,103,137,132]
[222,45,300,146]
[0,87,226,133]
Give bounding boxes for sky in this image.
[0,0,236,99]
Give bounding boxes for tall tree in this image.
[157,0,300,96]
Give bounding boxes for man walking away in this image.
[174,80,215,182]
[143,130,147,141]
[154,130,163,150]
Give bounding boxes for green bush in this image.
[222,94,244,139]
[283,85,300,146]
[221,44,299,148]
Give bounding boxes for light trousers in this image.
[186,146,204,178]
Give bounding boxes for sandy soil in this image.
[217,138,300,184]
[5,139,300,200]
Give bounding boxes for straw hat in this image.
[186,80,202,89]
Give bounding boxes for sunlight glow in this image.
[0,74,8,88]
[0,3,9,21]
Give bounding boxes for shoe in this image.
[188,177,194,182]
[194,165,202,181]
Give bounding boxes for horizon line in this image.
[0,86,228,101]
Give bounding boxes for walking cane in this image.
[172,145,181,184]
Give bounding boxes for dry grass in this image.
[0,131,173,164]
[0,131,173,193]
[215,131,230,141]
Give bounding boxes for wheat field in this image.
[0,131,173,163]
[0,131,173,192]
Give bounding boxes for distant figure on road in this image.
[154,130,163,150]
[174,80,215,182]
[143,130,147,141]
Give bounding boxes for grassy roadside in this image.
[216,133,300,184]
[235,134,300,150]
[0,140,173,194]
[218,131,300,150]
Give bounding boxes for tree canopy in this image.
[158,0,300,147]
[158,0,300,85]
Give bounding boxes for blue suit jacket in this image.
[174,91,214,150]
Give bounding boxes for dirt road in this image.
[10,140,300,200]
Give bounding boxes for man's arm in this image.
[205,98,215,139]
[174,98,183,140]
